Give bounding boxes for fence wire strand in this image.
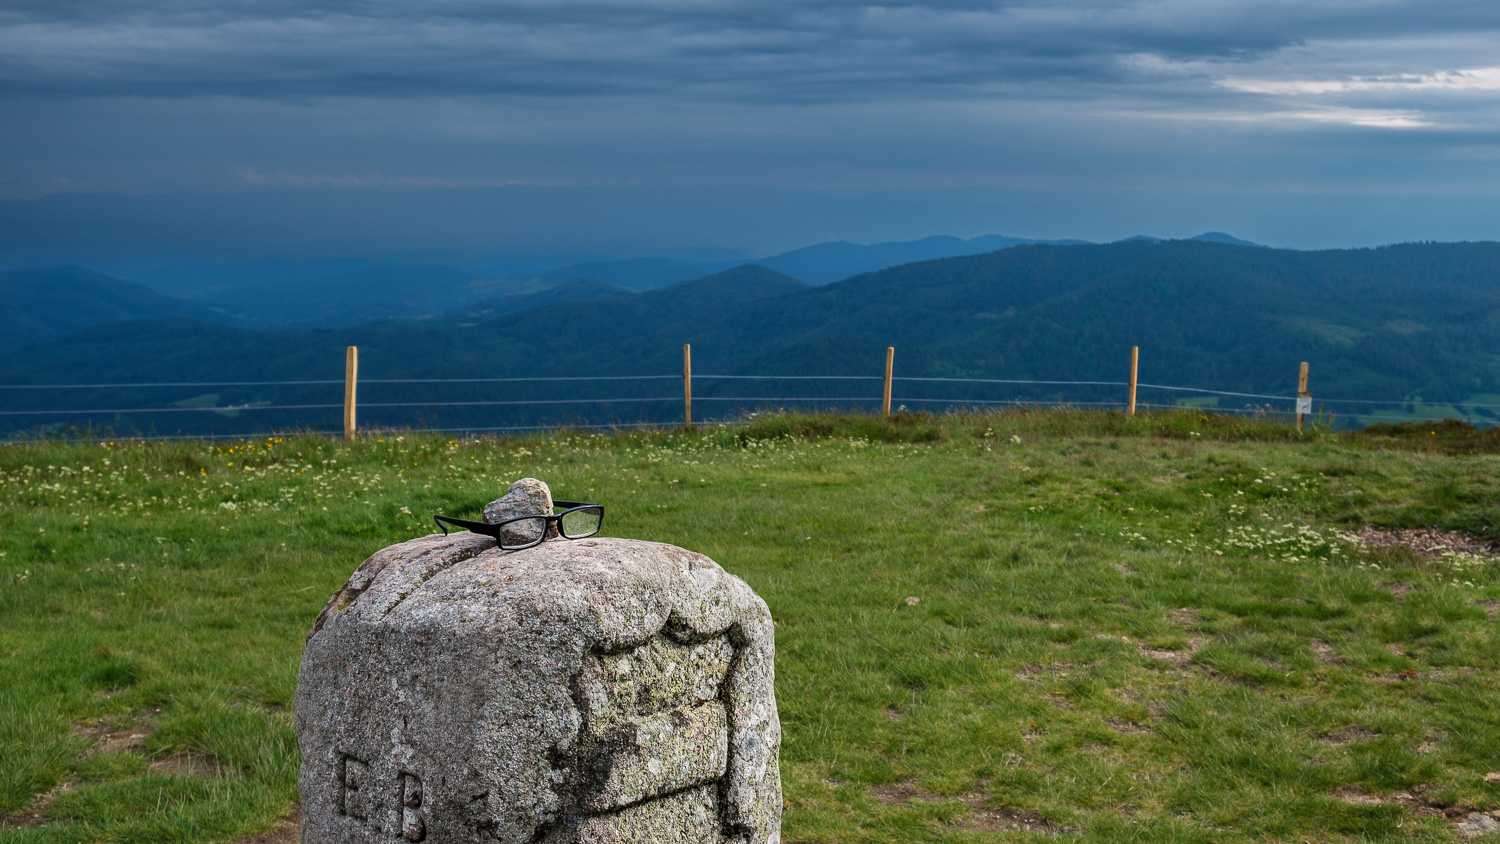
[5,368,1495,440]
[5,372,1494,407]
[0,375,681,389]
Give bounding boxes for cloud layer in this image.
[1,1,1498,247]
[3,1,1498,105]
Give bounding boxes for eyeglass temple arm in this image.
[434,514,500,537]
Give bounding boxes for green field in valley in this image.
[2,411,1500,843]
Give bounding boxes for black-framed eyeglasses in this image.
[434,500,604,550]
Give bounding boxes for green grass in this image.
[3,410,1500,843]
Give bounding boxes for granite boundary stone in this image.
[296,526,781,844]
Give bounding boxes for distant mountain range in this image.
[4,231,1251,335]
[527,233,1094,289]
[1,232,1063,333]
[207,264,544,328]
[0,266,236,353]
[3,237,1497,438]
[448,279,632,324]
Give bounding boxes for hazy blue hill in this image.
[0,264,805,384]
[755,234,1044,284]
[0,266,238,353]
[644,263,809,312]
[472,265,808,360]
[1190,232,1265,247]
[127,258,387,299]
[449,278,631,323]
[601,241,1162,376]
[210,264,515,327]
[11,318,340,382]
[125,257,553,300]
[533,258,722,291]
[523,233,1082,289]
[54,231,1108,330]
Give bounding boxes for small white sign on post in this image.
[1295,395,1313,416]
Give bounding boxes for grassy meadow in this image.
[2,410,1500,843]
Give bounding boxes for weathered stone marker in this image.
[295,486,781,843]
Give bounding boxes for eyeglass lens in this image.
[499,517,548,549]
[559,507,602,539]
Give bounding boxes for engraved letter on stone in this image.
[338,754,372,821]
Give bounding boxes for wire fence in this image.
[1,363,1490,444]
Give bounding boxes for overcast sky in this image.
[2,0,1498,254]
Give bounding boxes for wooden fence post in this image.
[882,346,895,417]
[683,344,692,429]
[1296,361,1310,431]
[343,345,358,441]
[1127,346,1139,416]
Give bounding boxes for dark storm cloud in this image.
[2,1,1497,101]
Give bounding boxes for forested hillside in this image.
[3,240,1499,437]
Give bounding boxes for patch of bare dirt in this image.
[1398,795,1500,840]
[1321,726,1380,746]
[963,806,1063,833]
[871,783,1070,834]
[5,712,244,830]
[1105,717,1150,735]
[1482,600,1500,621]
[1353,526,1500,559]
[73,718,151,754]
[232,807,302,844]
[1015,663,1082,681]
[1455,813,1500,839]
[1140,647,1194,669]
[1379,581,1416,601]
[0,713,159,829]
[1335,785,1385,806]
[149,751,234,778]
[1138,633,1205,678]
[1045,694,1076,710]
[1334,786,1436,810]
[1168,607,1202,627]
[1372,668,1425,686]
[1329,786,1500,837]
[74,713,232,778]
[871,783,921,804]
[1116,685,1180,719]
[1310,638,1344,665]
[1,782,74,828]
